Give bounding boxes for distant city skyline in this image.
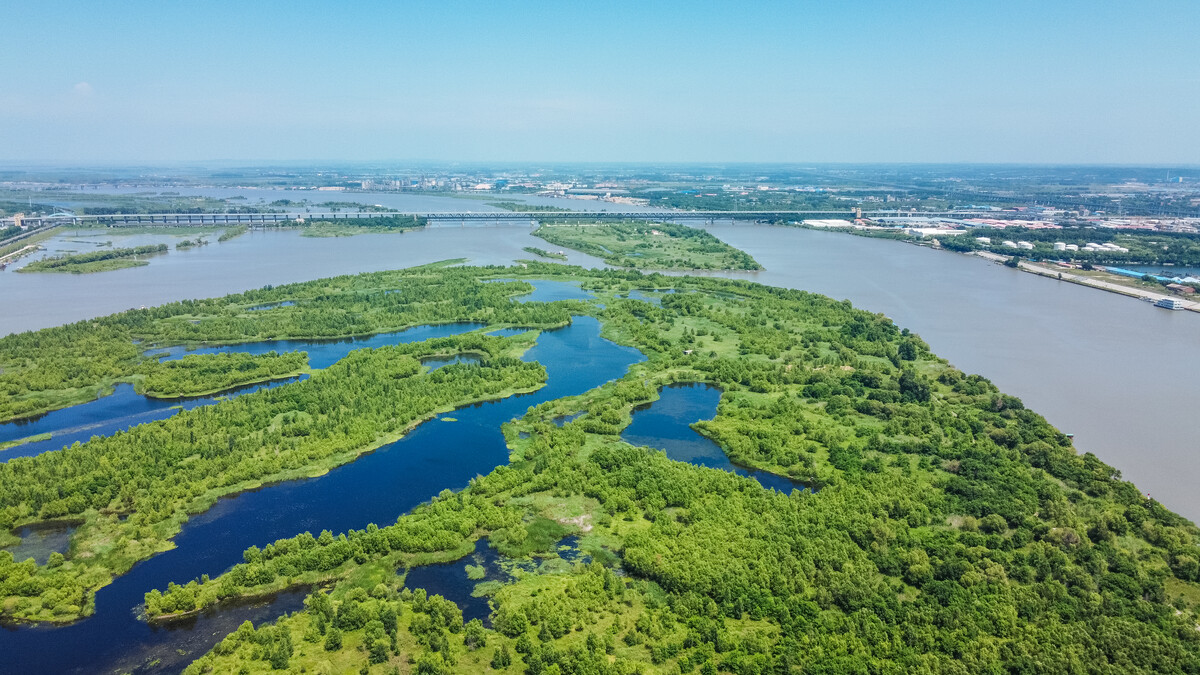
[3,1,1198,164]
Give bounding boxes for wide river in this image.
[2,222,1198,525]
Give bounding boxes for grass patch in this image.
[17,244,168,274]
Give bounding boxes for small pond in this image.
[421,354,483,372]
[401,536,588,626]
[622,289,677,306]
[485,278,595,303]
[622,383,804,493]
[2,522,78,565]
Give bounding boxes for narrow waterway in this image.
[0,324,484,461]
[622,383,803,493]
[0,282,592,464]
[0,302,643,673]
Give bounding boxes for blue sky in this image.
[2,1,1197,164]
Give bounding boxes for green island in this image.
[15,244,169,274]
[133,351,309,398]
[534,221,762,270]
[176,237,209,250]
[2,263,1199,673]
[289,215,428,238]
[521,246,568,261]
[0,433,52,456]
[217,225,249,242]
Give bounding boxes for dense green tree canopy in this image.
[3,263,1198,673]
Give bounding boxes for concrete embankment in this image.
[0,245,39,266]
[973,251,1200,313]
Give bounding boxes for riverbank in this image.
[974,250,1200,313]
[0,226,60,254]
[789,224,1200,313]
[0,226,61,265]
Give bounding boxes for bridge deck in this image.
[18,209,1010,227]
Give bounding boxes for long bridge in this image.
[16,209,1005,227]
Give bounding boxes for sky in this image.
[2,1,1198,165]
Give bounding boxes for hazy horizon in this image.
[4,1,1198,165]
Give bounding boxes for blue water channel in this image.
[0,279,584,460]
[0,323,484,461]
[0,283,642,674]
[622,383,804,493]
